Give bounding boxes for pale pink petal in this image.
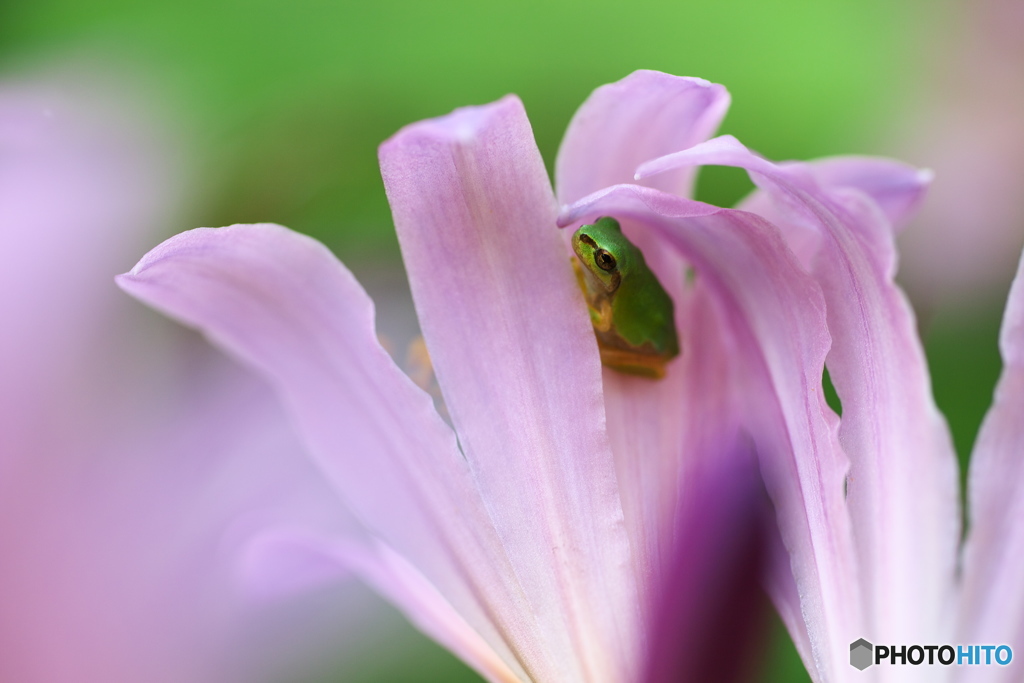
[242,529,522,683]
[640,137,961,648]
[560,185,861,683]
[763,519,817,678]
[737,156,930,272]
[596,288,706,592]
[380,96,638,683]
[555,70,730,205]
[599,254,736,598]
[0,348,343,683]
[957,253,1024,670]
[0,78,178,470]
[791,156,932,231]
[117,224,533,682]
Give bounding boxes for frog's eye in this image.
[594,249,617,271]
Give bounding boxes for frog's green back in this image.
[571,216,680,378]
[610,269,679,357]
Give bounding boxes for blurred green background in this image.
[0,0,933,256]
[0,0,1007,680]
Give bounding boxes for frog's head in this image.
[571,216,638,294]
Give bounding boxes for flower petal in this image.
[560,185,862,683]
[556,70,730,206]
[0,340,348,683]
[117,224,533,682]
[0,79,178,465]
[640,137,962,647]
[598,286,722,593]
[737,155,931,272]
[242,528,522,683]
[957,253,1024,659]
[642,440,771,683]
[379,96,639,683]
[789,156,932,232]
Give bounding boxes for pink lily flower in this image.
[895,0,1024,314]
[0,76,347,683]
[118,70,1013,682]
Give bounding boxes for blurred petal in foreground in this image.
[0,74,351,683]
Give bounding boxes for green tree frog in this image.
[571,216,680,379]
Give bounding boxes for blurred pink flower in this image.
[117,70,1020,683]
[895,0,1024,314]
[0,75,347,683]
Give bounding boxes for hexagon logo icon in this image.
[850,639,873,670]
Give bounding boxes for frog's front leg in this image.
[591,298,613,333]
[573,256,613,332]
